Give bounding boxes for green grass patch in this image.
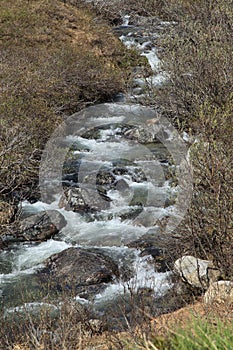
[170,317,233,350]
[126,317,233,350]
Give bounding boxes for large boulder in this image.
[127,228,168,249]
[204,281,233,305]
[39,248,119,299]
[174,255,220,289]
[19,210,67,242]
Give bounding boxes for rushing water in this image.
[0,14,190,315]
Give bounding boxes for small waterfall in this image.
[122,15,130,26]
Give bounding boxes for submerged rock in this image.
[140,247,170,272]
[19,210,67,242]
[83,166,147,192]
[39,247,119,299]
[119,206,143,221]
[127,229,180,272]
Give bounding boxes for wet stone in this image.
[96,170,116,189]
[19,210,67,242]
[59,187,111,213]
[115,179,129,192]
[119,206,143,221]
[127,229,181,272]
[39,247,120,299]
[63,158,82,172]
[140,246,172,272]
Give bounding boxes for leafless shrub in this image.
[150,0,233,278]
[0,295,101,350]
[73,0,172,24]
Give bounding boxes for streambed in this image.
[0,13,191,322]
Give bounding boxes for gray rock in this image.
[19,210,67,242]
[127,228,162,248]
[129,189,148,207]
[174,255,220,289]
[115,179,129,191]
[96,169,116,189]
[119,206,143,221]
[40,247,119,299]
[128,228,182,249]
[131,208,168,227]
[204,281,233,305]
[124,126,155,143]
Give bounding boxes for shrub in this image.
[146,0,233,279]
[72,0,173,24]
[180,99,233,278]
[0,296,96,350]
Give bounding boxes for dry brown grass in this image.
[0,0,140,206]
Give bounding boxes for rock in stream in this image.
[39,247,120,299]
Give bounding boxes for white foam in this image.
[0,266,42,286]
[146,73,168,86]
[90,115,125,123]
[4,302,59,316]
[21,197,60,212]
[94,252,172,304]
[74,295,90,304]
[99,127,122,141]
[60,217,147,246]
[120,37,135,49]
[141,49,160,71]
[122,15,130,26]
[14,240,71,271]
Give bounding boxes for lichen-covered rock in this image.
[204,281,233,304]
[174,255,220,289]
